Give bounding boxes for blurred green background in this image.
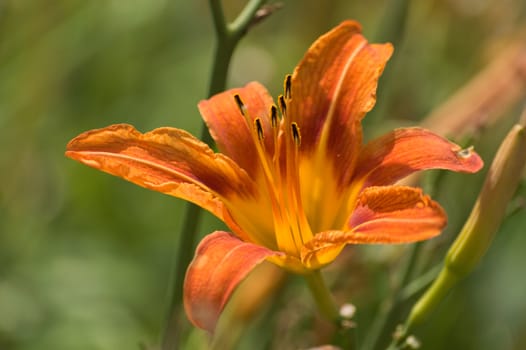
[1,1,526,349]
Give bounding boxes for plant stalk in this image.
[160,1,268,349]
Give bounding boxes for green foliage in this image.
[1,1,525,349]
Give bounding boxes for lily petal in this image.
[290,21,393,232]
[289,20,392,181]
[184,231,282,332]
[66,124,258,220]
[301,186,446,268]
[353,127,484,187]
[348,186,447,236]
[199,82,275,178]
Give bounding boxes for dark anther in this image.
[278,95,287,117]
[284,74,292,99]
[233,94,246,115]
[255,118,264,140]
[270,105,278,128]
[291,122,301,146]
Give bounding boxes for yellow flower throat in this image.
[233,75,314,258]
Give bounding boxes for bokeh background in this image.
[1,1,526,349]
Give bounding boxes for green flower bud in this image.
[447,119,526,276]
[406,111,526,331]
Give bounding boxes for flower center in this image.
[233,76,313,258]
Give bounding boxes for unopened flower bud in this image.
[446,117,526,276]
[406,110,526,331]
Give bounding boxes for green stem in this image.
[205,0,269,139]
[369,169,446,350]
[229,0,268,34]
[304,270,340,323]
[362,242,422,350]
[400,242,423,288]
[405,268,460,331]
[398,264,441,302]
[386,268,459,350]
[160,204,203,350]
[305,271,359,349]
[160,1,267,349]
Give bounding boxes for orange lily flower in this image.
[66,21,483,332]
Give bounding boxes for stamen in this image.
[278,94,287,118]
[278,117,310,253]
[284,74,292,99]
[231,95,294,256]
[254,118,264,141]
[233,94,246,116]
[291,122,301,146]
[269,104,282,167]
[270,105,279,128]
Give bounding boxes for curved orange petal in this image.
[65,124,258,220]
[290,21,393,232]
[183,231,282,332]
[353,127,484,187]
[348,186,447,236]
[199,82,275,178]
[289,20,393,182]
[301,186,446,269]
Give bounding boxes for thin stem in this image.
[160,204,203,350]
[386,269,459,350]
[207,0,234,102]
[207,0,268,139]
[369,171,446,350]
[362,242,423,350]
[305,271,359,349]
[399,242,423,288]
[160,1,267,349]
[398,264,441,302]
[304,270,340,323]
[230,0,268,34]
[209,0,227,38]
[405,269,460,332]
